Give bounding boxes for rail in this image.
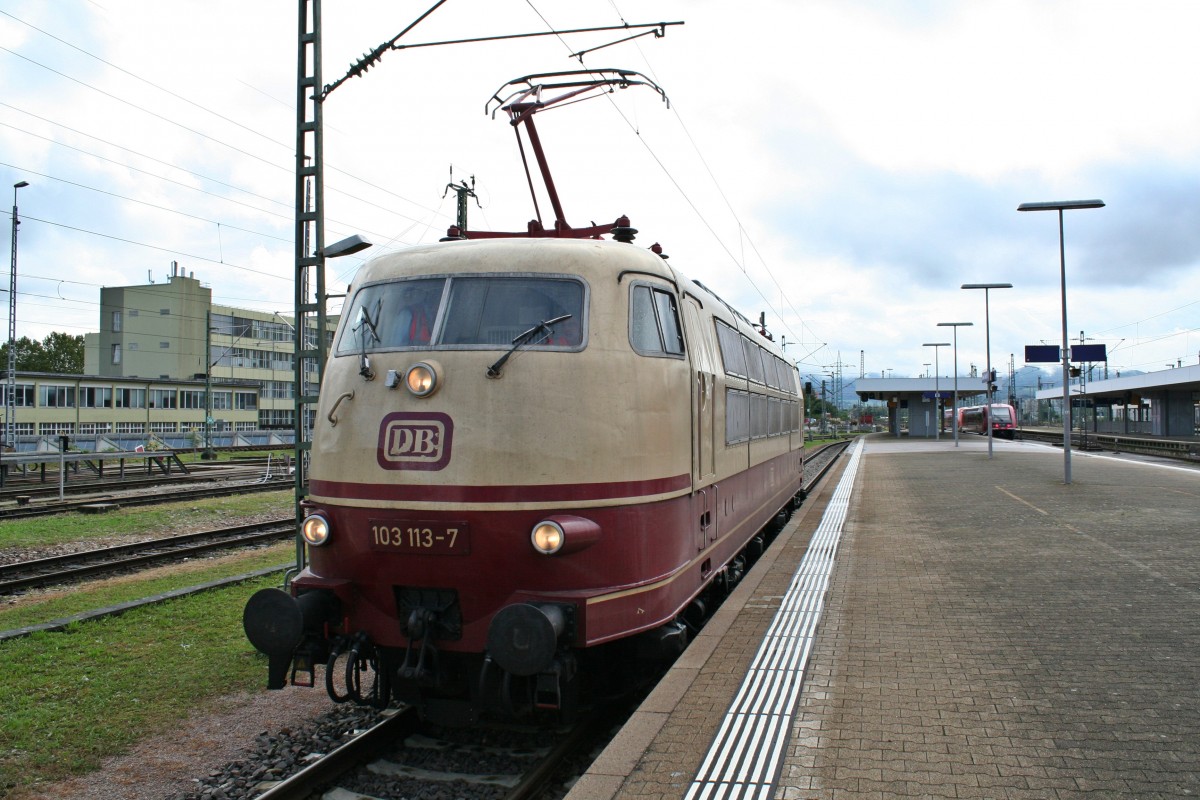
[1017,429,1200,461]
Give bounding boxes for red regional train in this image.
[958,403,1018,439]
[243,71,806,723]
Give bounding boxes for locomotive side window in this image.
[726,389,751,443]
[741,339,766,384]
[336,276,584,353]
[629,284,684,357]
[714,320,746,377]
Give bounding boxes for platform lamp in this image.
[923,342,950,440]
[1018,199,1104,485]
[961,282,1012,459]
[937,322,973,446]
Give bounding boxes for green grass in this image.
[0,569,285,794]
[0,544,293,632]
[0,490,301,796]
[0,489,292,550]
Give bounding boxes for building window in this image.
[149,388,177,409]
[159,341,170,349]
[259,409,294,428]
[116,422,146,434]
[211,391,232,410]
[12,384,34,407]
[79,422,113,435]
[111,344,121,365]
[39,385,76,408]
[39,422,76,435]
[80,386,113,408]
[235,391,258,410]
[180,390,205,409]
[150,422,178,433]
[114,388,146,409]
[112,310,121,332]
[160,308,171,316]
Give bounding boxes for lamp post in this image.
[961,282,1012,459]
[937,322,973,446]
[923,342,950,440]
[1018,199,1104,485]
[6,181,28,468]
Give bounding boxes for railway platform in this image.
[568,433,1200,799]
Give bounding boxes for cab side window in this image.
[629,284,684,357]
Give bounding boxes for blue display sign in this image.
[1025,345,1060,363]
[1071,344,1107,362]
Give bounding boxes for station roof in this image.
[856,377,989,402]
[1034,363,1200,401]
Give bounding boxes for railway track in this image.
[0,475,291,520]
[0,462,275,502]
[0,518,293,594]
[245,704,619,800]
[803,439,850,491]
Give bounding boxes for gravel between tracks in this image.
[12,680,344,800]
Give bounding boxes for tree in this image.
[38,332,84,373]
[0,332,85,374]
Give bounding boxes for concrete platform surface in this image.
[569,433,1200,799]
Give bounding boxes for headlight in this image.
[405,361,441,397]
[529,516,603,555]
[301,514,331,547]
[531,521,565,555]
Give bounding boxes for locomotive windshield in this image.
[336,275,585,354]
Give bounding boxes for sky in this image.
[3,0,1200,397]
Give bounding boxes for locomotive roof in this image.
[348,237,786,359]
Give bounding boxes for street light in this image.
[6,181,29,471]
[1018,199,1104,485]
[923,342,950,440]
[937,322,973,446]
[961,282,1012,459]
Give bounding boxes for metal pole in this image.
[203,310,215,459]
[7,182,28,481]
[1058,208,1072,484]
[952,329,960,445]
[1017,199,1103,484]
[962,285,1009,459]
[933,350,940,440]
[938,322,972,448]
[984,289,994,459]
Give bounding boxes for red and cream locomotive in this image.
[243,71,805,722]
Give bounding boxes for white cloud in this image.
[2,0,1199,385]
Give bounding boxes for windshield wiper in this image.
[353,303,381,380]
[486,314,571,378]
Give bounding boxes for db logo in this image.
[377,412,453,471]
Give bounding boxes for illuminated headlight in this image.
[301,514,331,547]
[405,361,441,397]
[531,520,565,555]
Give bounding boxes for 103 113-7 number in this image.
[369,522,468,554]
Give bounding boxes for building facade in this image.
[82,263,334,433]
[4,371,260,451]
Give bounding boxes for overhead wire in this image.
[523,0,825,359]
[0,9,455,273]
